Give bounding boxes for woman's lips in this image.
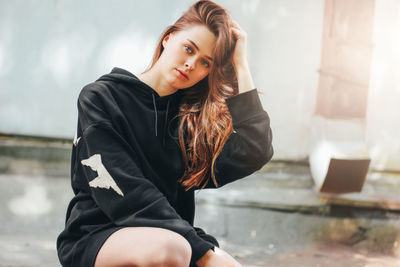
[175,69,189,81]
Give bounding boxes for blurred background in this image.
[1,0,399,170]
[1,0,400,266]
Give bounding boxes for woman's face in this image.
[158,24,217,90]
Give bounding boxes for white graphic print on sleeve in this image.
[81,154,124,196]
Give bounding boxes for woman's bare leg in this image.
[94,227,192,267]
[214,247,243,267]
[195,247,243,267]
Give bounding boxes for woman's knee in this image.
[150,229,192,267]
[123,228,192,267]
[94,227,192,267]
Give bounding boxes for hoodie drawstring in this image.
[163,100,170,147]
[152,93,158,137]
[152,93,171,147]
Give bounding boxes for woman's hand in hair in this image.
[230,19,249,71]
[230,19,255,94]
[196,247,243,267]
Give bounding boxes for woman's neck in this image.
[137,67,178,97]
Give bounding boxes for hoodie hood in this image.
[96,67,183,147]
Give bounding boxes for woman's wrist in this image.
[233,60,249,71]
[234,62,255,94]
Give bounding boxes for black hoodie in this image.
[57,67,273,266]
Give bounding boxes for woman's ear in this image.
[162,33,171,48]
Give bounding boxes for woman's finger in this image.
[230,19,246,38]
[231,27,240,37]
[230,18,241,29]
[231,26,247,40]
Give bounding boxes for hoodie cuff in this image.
[194,227,220,247]
[184,229,215,266]
[225,88,266,126]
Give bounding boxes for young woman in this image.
[57,1,273,266]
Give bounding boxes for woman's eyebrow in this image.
[187,39,213,61]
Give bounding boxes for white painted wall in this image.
[1,0,324,161]
[366,0,400,171]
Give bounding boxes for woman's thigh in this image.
[94,227,192,267]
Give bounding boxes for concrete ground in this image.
[1,135,400,266]
[1,167,400,267]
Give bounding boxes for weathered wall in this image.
[0,0,324,160]
[3,1,398,170]
[366,0,400,171]
[311,0,400,171]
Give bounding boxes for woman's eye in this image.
[202,60,210,68]
[184,45,192,53]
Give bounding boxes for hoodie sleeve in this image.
[202,88,274,189]
[75,84,214,265]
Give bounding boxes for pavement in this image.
[1,134,400,266]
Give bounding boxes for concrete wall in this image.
[0,0,192,137]
[0,0,325,160]
[366,0,400,171]
[309,0,374,175]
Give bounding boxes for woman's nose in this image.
[184,59,195,71]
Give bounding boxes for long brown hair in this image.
[147,0,238,190]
